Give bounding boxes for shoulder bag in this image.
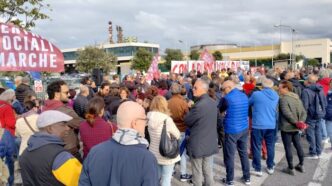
[159,119,179,158]
[23,117,36,133]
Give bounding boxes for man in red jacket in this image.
[0,89,16,136]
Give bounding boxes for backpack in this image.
[310,92,326,120]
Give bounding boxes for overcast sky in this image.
[32,0,332,52]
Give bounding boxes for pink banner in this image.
[200,49,215,73]
[0,23,64,72]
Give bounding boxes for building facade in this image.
[192,38,332,68]
[61,42,159,75]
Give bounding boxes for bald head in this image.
[117,101,146,128]
[307,74,318,84]
[222,80,235,94]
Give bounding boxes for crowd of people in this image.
[0,65,332,186]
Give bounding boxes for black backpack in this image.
[310,92,326,120]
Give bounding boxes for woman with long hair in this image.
[147,96,180,186]
[79,97,113,158]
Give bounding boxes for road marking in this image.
[308,182,321,186]
[311,149,332,183]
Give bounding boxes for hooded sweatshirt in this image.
[19,133,82,186]
[249,88,279,129]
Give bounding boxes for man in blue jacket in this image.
[79,101,158,186]
[249,78,279,176]
[220,80,250,186]
[301,74,327,159]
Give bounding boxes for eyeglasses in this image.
[135,118,149,126]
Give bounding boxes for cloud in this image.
[29,0,332,52]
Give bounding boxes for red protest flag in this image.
[0,23,64,72]
[200,49,215,73]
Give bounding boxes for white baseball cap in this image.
[37,110,73,128]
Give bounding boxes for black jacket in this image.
[184,94,218,158]
[15,84,35,105]
[73,94,89,119]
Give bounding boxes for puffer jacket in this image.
[223,89,249,134]
[147,111,180,165]
[279,92,307,132]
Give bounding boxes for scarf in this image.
[112,128,149,147]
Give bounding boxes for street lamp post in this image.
[274,24,296,70]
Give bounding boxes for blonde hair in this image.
[149,95,171,116]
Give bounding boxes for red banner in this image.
[200,49,215,73]
[0,23,64,72]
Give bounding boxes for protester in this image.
[168,83,191,182]
[14,76,22,89]
[119,86,130,101]
[325,79,332,150]
[279,81,307,175]
[15,76,35,106]
[73,85,90,119]
[0,127,16,185]
[19,110,82,185]
[79,101,158,186]
[0,89,17,136]
[285,72,303,98]
[220,80,250,186]
[67,89,77,109]
[15,101,39,156]
[95,81,111,99]
[184,78,218,186]
[317,70,330,144]
[147,95,180,186]
[243,75,255,96]
[249,78,279,176]
[44,80,82,160]
[79,97,112,158]
[158,80,169,97]
[80,76,95,100]
[301,74,327,159]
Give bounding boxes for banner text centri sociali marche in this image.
[0,23,64,72]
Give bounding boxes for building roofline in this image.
[61,42,160,52]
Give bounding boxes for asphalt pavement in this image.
[172,135,332,186]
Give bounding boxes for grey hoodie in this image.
[27,132,64,152]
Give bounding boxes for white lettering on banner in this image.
[19,53,27,67]
[11,27,20,34]
[0,52,59,68]
[48,41,54,52]
[0,23,64,72]
[30,38,40,51]
[40,40,48,52]
[2,36,11,50]
[1,24,9,34]
[40,54,47,67]
[50,54,57,68]
[23,36,29,51]
[7,53,16,67]
[28,53,37,67]
[13,36,22,50]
